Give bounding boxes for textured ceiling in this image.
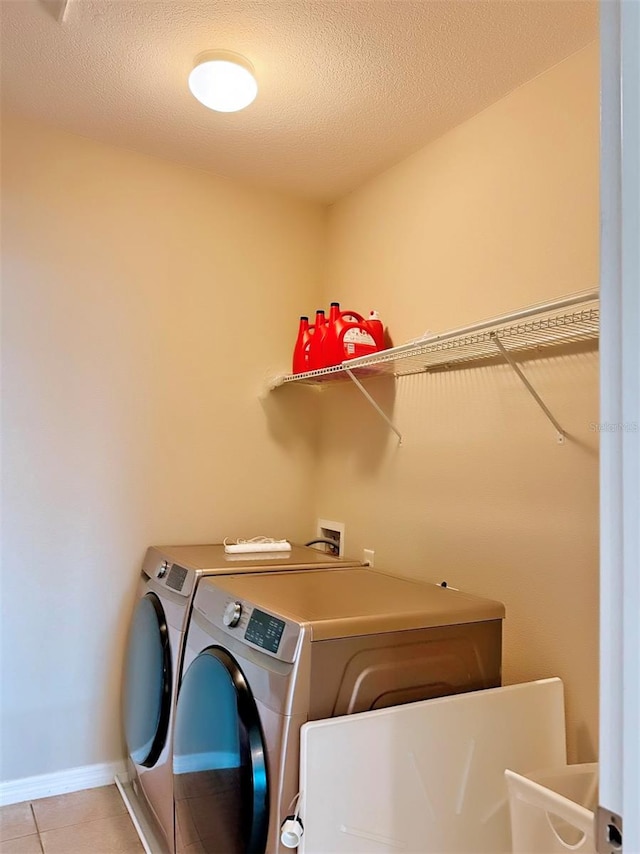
[1,0,597,202]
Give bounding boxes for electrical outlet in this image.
[363,549,375,567]
[316,518,345,557]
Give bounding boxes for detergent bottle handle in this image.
[339,310,365,323]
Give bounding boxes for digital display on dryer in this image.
[245,609,285,653]
[166,564,188,592]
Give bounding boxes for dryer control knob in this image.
[157,561,169,579]
[223,601,242,628]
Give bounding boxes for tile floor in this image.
[0,786,144,854]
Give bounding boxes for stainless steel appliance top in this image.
[207,567,505,641]
[146,543,361,574]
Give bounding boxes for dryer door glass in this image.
[123,592,172,767]
[173,646,269,854]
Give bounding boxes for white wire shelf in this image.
[270,289,599,445]
[273,290,599,387]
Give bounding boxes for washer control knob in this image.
[157,561,169,579]
[223,601,242,628]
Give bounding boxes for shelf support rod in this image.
[344,369,403,445]
[492,335,565,443]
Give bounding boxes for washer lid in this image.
[210,568,505,640]
[146,543,361,575]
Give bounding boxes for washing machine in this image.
[173,567,505,854]
[118,544,362,854]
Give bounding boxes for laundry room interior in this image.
[0,0,613,852]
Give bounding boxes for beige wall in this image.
[318,43,600,761]
[1,40,600,784]
[0,116,324,780]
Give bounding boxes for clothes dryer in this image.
[174,568,505,854]
[118,544,361,854]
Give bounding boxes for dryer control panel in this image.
[142,549,196,598]
[194,580,301,663]
[244,608,286,653]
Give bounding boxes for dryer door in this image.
[173,646,269,854]
[123,592,172,768]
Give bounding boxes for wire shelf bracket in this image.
[491,334,566,444]
[344,368,403,445]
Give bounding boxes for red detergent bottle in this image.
[367,310,385,350]
[307,309,328,370]
[292,316,311,374]
[323,303,380,366]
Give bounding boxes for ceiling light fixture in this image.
[188,50,258,113]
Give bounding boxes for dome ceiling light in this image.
[188,50,258,113]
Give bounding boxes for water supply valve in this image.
[280,815,304,849]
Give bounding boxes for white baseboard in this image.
[0,759,128,806]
